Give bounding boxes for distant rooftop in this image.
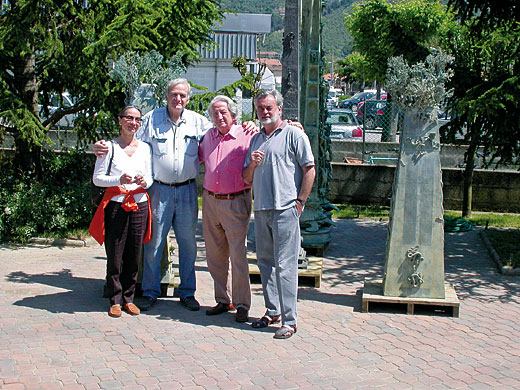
[258,58,282,72]
[199,13,272,60]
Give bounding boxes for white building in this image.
[183,13,272,93]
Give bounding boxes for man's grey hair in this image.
[165,78,192,97]
[208,95,238,119]
[254,89,283,107]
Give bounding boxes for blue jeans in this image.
[142,181,198,299]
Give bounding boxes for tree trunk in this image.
[12,53,43,179]
[462,139,479,218]
[13,138,42,179]
[381,94,397,142]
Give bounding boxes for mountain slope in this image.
[219,0,355,60]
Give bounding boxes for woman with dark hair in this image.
[89,105,153,318]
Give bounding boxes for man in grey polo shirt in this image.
[243,89,316,339]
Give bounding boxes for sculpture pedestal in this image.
[383,110,446,299]
[362,279,460,317]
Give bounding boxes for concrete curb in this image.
[479,229,520,276]
[28,236,98,248]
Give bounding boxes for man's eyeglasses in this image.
[120,115,142,123]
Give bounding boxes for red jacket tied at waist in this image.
[89,186,152,245]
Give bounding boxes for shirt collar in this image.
[165,108,187,125]
[261,120,287,137]
[211,124,239,139]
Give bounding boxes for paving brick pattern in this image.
[1,218,519,389]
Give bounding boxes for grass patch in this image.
[333,204,520,229]
[332,204,390,219]
[444,211,520,229]
[485,229,520,268]
[38,228,91,241]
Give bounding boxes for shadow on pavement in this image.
[7,269,106,314]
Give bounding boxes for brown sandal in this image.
[251,314,281,328]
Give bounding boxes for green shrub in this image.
[0,150,95,242]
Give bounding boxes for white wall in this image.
[183,60,242,93]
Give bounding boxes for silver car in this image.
[326,108,363,140]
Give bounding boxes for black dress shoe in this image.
[235,307,249,323]
[139,296,157,311]
[206,302,231,316]
[180,296,200,311]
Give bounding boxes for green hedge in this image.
[0,150,95,242]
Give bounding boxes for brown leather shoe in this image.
[235,307,249,323]
[205,302,231,316]
[108,305,122,318]
[123,303,140,316]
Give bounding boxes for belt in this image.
[155,178,195,188]
[206,188,250,200]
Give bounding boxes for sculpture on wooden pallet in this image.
[382,52,454,299]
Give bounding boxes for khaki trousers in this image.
[202,190,252,310]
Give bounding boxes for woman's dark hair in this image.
[119,105,142,117]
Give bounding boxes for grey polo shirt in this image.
[245,121,314,211]
[137,107,212,184]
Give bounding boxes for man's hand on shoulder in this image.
[242,121,259,134]
[93,140,109,157]
[288,120,305,133]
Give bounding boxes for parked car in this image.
[326,109,363,140]
[338,90,376,111]
[338,90,387,112]
[327,88,343,108]
[356,100,387,129]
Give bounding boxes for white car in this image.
[326,109,363,140]
[327,88,342,108]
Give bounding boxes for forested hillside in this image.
[219,0,355,61]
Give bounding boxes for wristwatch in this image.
[296,198,306,206]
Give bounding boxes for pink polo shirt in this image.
[199,124,254,194]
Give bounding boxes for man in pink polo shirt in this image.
[199,95,256,323]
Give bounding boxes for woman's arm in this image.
[92,143,120,187]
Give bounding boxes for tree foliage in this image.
[343,0,452,85]
[336,52,371,85]
[110,50,186,112]
[0,0,223,178]
[447,0,519,26]
[440,1,520,217]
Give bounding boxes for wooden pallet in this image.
[248,254,322,288]
[361,279,460,317]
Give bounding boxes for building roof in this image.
[258,58,282,72]
[198,13,272,60]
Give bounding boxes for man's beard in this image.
[259,117,275,125]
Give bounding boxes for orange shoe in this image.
[123,303,140,316]
[108,305,122,318]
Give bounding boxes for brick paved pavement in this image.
[0,218,519,389]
